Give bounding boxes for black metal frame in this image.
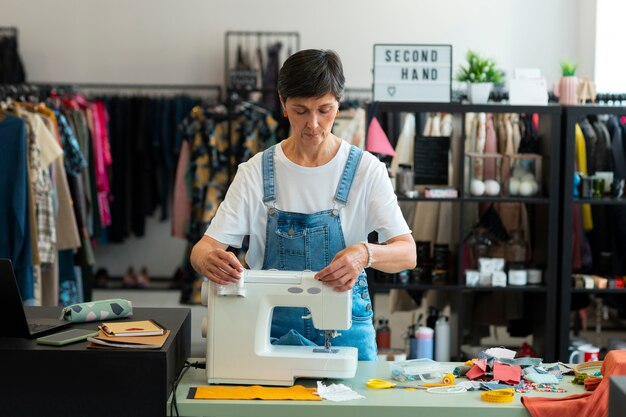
[557,105,626,361]
[224,30,300,90]
[26,82,223,101]
[367,101,562,361]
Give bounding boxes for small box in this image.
[389,358,444,383]
[492,271,507,287]
[465,153,503,197]
[504,154,542,197]
[465,270,480,287]
[479,271,492,287]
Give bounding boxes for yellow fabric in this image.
[575,124,593,231]
[194,385,322,401]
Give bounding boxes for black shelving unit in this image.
[558,104,626,361]
[368,101,562,361]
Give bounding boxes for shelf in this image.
[463,196,550,204]
[370,283,547,293]
[570,288,626,294]
[463,284,547,293]
[396,196,459,202]
[370,283,462,292]
[375,101,562,115]
[572,197,626,205]
[373,100,561,362]
[396,195,550,204]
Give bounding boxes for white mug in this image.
[569,344,599,364]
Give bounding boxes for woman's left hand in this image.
[314,244,368,291]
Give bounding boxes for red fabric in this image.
[522,350,626,417]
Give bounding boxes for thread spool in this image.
[441,373,455,385]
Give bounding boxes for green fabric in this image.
[60,298,132,322]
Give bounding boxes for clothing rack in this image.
[224,30,300,90]
[27,82,223,101]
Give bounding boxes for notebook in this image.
[0,258,70,338]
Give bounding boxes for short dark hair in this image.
[278,49,345,102]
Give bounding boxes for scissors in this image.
[366,379,419,390]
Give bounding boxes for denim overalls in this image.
[261,144,377,361]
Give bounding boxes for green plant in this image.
[456,50,504,84]
[560,59,578,76]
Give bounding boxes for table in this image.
[0,306,191,417]
[167,360,587,417]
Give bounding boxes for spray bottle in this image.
[434,315,451,361]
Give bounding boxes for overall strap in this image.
[262,145,277,204]
[334,145,363,205]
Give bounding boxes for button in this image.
[288,287,303,294]
[268,208,276,216]
[361,292,368,299]
[365,304,372,311]
[358,280,365,286]
[332,209,339,216]
[307,287,321,294]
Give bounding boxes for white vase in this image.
[468,82,493,104]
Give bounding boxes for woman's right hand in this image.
[190,236,243,285]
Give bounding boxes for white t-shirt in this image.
[205,140,411,269]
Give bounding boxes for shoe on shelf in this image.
[94,268,109,288]
[123,267,137,288]
[137,266,150,289]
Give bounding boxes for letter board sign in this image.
[373,44,452,102]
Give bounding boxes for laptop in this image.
[0,258,71,338]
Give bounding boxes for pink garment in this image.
[93,101,112,226]
[80,96,112,227]
[172,140,192,239]
[522,350,626,417]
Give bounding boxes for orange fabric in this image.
[194,385,321,401]
[522,350,626,417]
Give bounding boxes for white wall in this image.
[1,0,593,278]
[3,0,589,90]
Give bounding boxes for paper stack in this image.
[87,320,169,349]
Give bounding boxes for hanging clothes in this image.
[0,113,34,303]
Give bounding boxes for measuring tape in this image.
[481,388,515,403]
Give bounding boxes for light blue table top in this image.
[167,360,586,417]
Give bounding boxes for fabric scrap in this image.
[493,361,522,385]
[316,381,365,402]
[194,385,321,401]
[524,373,559,384]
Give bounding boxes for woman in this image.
[190,49,416,360]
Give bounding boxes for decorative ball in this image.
[521,172,536,183]
[529,180,539,195]
[508,178,521,195]
[470,179,485,196]
[512,168,526,179]
[519,180,535,196]
[484,179,501,196]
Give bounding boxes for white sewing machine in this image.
[200,269,358,386]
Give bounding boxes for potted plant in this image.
[557,59,578,105]
[456,50,504,104]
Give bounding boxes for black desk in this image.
[0,306,191,417]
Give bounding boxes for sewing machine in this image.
[200,269,358,386]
